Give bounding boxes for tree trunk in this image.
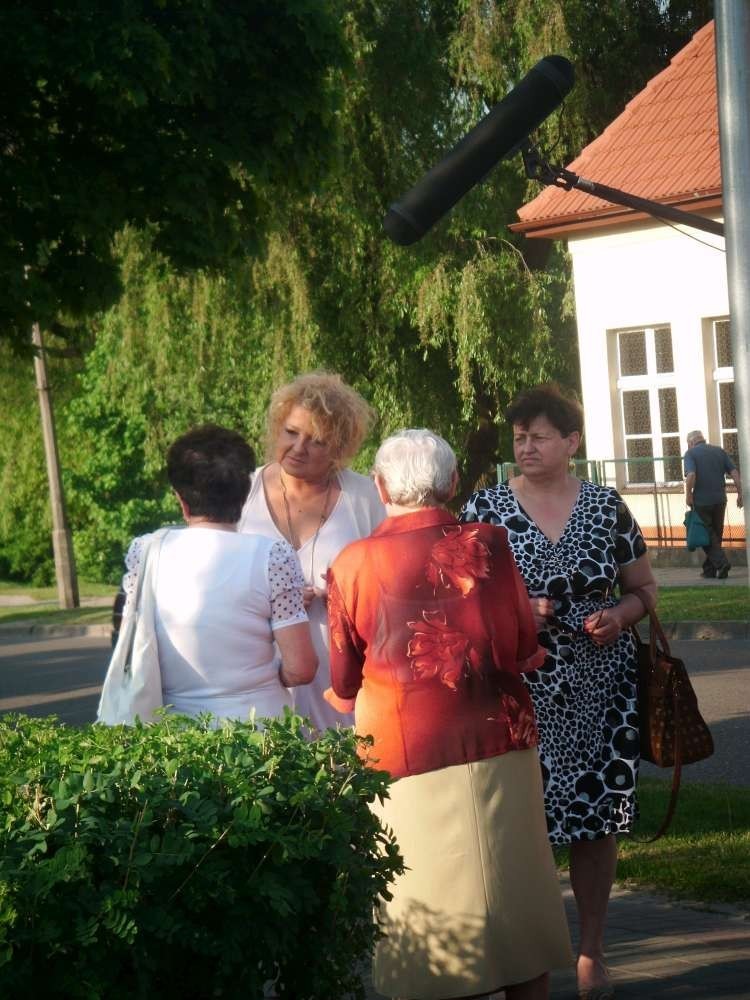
[32,323,79,608]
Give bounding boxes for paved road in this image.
[0,633,108,725]
[0,634,747,787]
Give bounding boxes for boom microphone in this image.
[383,55,575,246]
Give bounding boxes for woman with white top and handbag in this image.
[99,424,317,725]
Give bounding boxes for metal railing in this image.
[498,455,684,487]
[496,456,745,548]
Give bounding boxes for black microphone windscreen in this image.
[384,55,574,246]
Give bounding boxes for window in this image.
[615,326,681,484]
[712,319,738,466]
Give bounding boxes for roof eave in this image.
[510,192,723,240]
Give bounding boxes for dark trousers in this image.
[695,502,729,573]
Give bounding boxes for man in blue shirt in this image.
[684,430,743,578]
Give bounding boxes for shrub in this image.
[0,712,402,999]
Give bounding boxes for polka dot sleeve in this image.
[121,534,151,617]
[268,539,308,630]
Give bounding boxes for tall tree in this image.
[0,0,715,584]
[0,1,347,351]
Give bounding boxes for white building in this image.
[513,20,743,549]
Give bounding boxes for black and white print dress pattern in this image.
[460,481,647,845]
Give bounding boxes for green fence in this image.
[497,455,684,487]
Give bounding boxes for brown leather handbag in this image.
[632,608,714,841]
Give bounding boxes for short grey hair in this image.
[687,430,706,446]
[373,429,457,507]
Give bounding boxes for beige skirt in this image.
[371,749,574,1000]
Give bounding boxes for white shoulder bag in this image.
[97,528,170,725]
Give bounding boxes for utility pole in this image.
[32,323,79,608]
[715,3,750,576]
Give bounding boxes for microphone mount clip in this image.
[521,141,724,239]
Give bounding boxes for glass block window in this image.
[654,327,674,373]
[712,318,738,468]
[714,319,732,368]
[625,437,655,483]
[618,331,648,376]
[623,390,651,434]
[658,387,682,479]
[661,435,683,482]
[615,325,680,484]
[718,381,738,466]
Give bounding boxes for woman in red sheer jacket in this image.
[326,430,572,1000]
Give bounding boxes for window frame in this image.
[615,325,681,485]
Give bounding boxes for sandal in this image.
[577,958,614,999]
[578,975,615,1000]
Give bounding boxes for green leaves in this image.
[0,1,348,352]
[0,1,714,586]
[0,711,402,999]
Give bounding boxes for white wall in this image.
[569,218,727,463]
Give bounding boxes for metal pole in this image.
[32,324,79,609]
[715,4,750,575]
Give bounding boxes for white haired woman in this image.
[326,430,573,1000]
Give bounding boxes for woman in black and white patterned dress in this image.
[460,384,656,1000]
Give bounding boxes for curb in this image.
[613,877,750,922]
[641,621,749,640]
[0,623,111,639]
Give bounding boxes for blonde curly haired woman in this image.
[239,372,384,730]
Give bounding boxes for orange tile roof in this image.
[513,20,721,238]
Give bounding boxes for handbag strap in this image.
[122,528,170,665]
[631,720,683,844]
[136,528,169,614]
[647,605,671,662]
[631,604,683,844]
[131,532,156,614]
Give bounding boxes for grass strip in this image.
[656,585,749,622]
[555,778,750,905]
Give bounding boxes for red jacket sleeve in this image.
[327,571,366,699]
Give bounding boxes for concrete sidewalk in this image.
[363,875,750,998]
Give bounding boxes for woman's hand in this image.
[583,607,624,646]
[323,687,356,714]
[529,597,555,630]
[302,574,328,609]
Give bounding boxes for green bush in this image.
[0,712,402,999]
